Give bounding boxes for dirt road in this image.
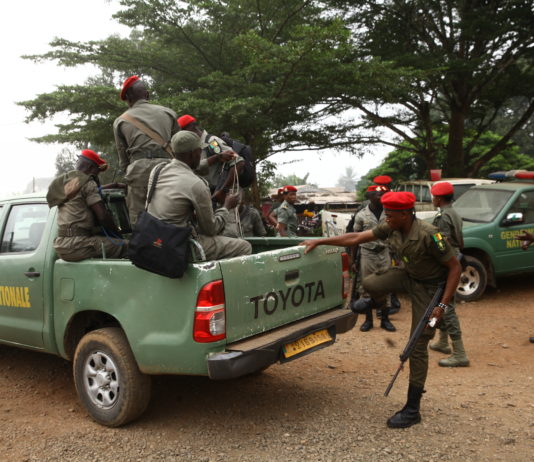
[1,275,533,462]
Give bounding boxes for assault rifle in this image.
[384,282,446,397]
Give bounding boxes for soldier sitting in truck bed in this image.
[147,131,251,260]
[46,149,127,262]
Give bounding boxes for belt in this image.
[363,246,386,253]
[130,151,170,162]
[57,226,93,238]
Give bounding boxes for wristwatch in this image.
[437,302,452,313]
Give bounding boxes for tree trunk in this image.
[447,107,466,177]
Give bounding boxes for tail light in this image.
[193,280,226,343]
[341,252,350,299]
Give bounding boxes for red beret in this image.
[283,185,298,193]
[373,175,392,186]
[431,181,454,196]
[367,185,389,192]
[120,75,140,101]
[80,149,108,171]
[277,187,284,194]
[177,114,197,129]
[381,191,416,210]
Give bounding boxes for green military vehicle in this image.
[453,176,534,301]
[0,192,355,426]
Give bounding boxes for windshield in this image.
[453,189,513,223]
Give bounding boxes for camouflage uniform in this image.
[276,200,298,237]
[223,205,267,238]
[53,174,126,262]
[196,130,244,191]
[146,160,251,260]
[363,219,455,388]
[431,204,469,366]
[113,99,179,225]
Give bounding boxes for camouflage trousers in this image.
[196,235,252,260]
[125,158,169,226]
[363,267,442,388]
[54,235,127,262]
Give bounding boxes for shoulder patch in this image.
[432,232,447,252]
[209,139,222,154]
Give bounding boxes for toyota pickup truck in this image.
[0,192,355,427]
[453,178,534,301]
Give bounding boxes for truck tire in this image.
[456,255,488,302]
[73,327,151,427]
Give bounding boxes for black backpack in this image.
[219,134,256,188]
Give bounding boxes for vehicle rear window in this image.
[0,204,49,253]
[453,189,513,223]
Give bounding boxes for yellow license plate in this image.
[283,329,333,359]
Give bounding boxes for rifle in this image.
[384,282,445,397]
[348,245,361,308]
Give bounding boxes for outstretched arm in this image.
[300,230,376,254]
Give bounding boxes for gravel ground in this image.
[1,274,533,461]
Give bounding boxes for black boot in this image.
[387,384,423,428]
[389,293,401,314]
[359,309,373,332]
[350,297,374,314]
[530,337,534,343]
[380,307,396,332]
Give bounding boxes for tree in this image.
[336,166,358,191]
[273,173,312,188]
[18,0,358,202]
[359,130,534,188]
[339,0,534,177]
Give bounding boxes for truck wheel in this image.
[73,327,151,427]
[456,255,488,302]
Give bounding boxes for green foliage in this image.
[343,0,534,177]
[336,166,359,192]
[273,173,312,188]
[359,130,534,189]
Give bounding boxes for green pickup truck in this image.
[453,180,534,301]
[0,192,355,426]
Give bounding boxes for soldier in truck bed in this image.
[113,76,179,225]
[46,150,127,262]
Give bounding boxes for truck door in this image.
[0,202,49,347]
[492,189,534,273]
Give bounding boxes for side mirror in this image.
[502,212,524,226]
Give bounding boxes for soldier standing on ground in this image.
[354,185,396,332]
[113,76,179,225]
[47,150,127,262]
[300,191,461,428]
[429,181,470,366]
[516,230,534,343]
[277,186,298,237]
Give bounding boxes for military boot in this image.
[530,337,534,343]
[430,329,451,354]
[380,306,396,332]
[387,384,423,428]
[438,338,470,367]
[350,297,374,314]
[359,309,373,332]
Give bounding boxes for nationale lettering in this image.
[0,285,32,308]
[249,281,326,319]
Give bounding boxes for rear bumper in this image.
[207,308,357,380]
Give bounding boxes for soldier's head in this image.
[177,114,202,137]
[76,149,108,176]
[373,175,393,188]
[381,191,416,231]
[171,131,202,169]
[283,185,298,205]
[366,185,388,208]
[431,182,454,208]
[120,76,149,107]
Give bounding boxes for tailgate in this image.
[219,245,345,343]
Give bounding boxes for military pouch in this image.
[127,212,191,278]
[127,162,191,278]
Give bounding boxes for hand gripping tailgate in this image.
[219,245,345,343]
